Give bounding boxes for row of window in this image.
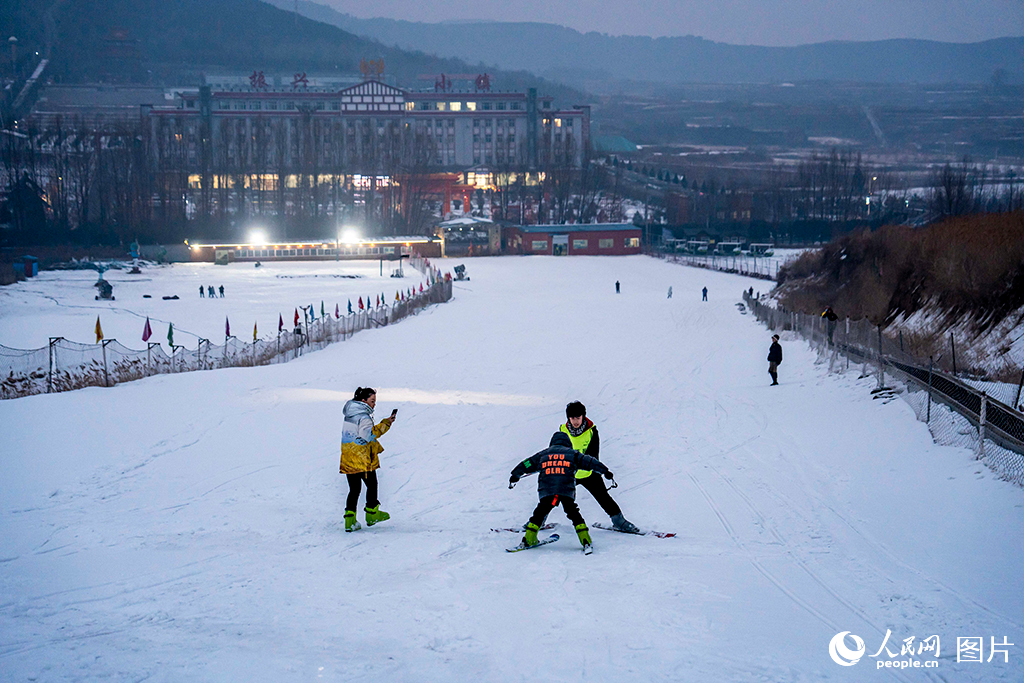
[417,101,524,112]
[235,246,399,258]
[530,237,640,251]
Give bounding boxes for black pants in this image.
[346,471,379,512]
[577,473,621,517]
[529,495,585,528]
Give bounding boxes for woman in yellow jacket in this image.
[340,386,396,531]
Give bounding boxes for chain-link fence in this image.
[1,258,453,400]
[744,292,1024,487]
[657,253,779,281]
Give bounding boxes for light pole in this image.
[8,37,16,77]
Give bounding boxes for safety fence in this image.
[0,257,453,400]
[744,292,1024,487]
[658,253,780,281]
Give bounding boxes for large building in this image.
[503,224,642,256]
[144,79,590,174]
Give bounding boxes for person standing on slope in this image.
[340,387,396,531]
[509,432,613,551]
[767,334,783,386]
[821,306,838,345]
[702,286,708,301]
[560,401,638,533]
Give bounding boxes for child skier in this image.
[509,432,614,552]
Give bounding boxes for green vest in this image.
[560,423,595,479]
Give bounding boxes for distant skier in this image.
[702,286,708,301]
[340,387,396,531]
[509,432,613,552]
[199,285,204,298]
[821,306,838,345]
[748,286,754,297]
[667,286,673,299]
[219,285,225,298]
[560,401,638,533]
[207,285,215,298]
[767,334,783,386]
[615,280,620,294]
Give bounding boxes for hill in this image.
[272,0,1024,89]
[0,0,585,102]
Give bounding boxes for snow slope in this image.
[1,256,1021,681]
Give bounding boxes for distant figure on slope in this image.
[821,306,838,345]
[199,285,204,298]
[702,286,708,301]
[509,432,612,552]
[667,286,673,299]
[615,280,620,294]
[219,285,225,298]
[560,401,638,533]
[767,334,783,386]
[340,387,396,531]
[748,286,754,297]
[207,285,215,298]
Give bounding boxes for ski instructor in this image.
[340,386,395,532]
[560,401,639,533]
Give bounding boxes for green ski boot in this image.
[344,510,361,532]
[365,505,391,527]
[522,522,541,548]
[575,523,593,548]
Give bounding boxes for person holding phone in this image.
[340,387,396,531]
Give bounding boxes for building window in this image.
[625,238,640,248]
[497,102,506,110]
[532,240,548,251]
[573,239,588,249]
[511,102,522,110]
[482,102,491,110]
[384,246,395,254]
[449,102,461,111]
[599,239,614,249]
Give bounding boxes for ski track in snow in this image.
[1,255,1022,681]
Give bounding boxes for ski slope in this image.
[1,255,1021,681]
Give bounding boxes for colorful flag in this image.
[375,295,380,307]
[320,301,325,317]
[225,316,231,338]
[279,313,284,333]
[142,317,152,342]
[294,308,299,327]
[167,322,174,346]
[348,300,353,314]
[95,316,103,343]
[310,304,315,320]
[335,303,340,319]
[253,321,258,342]
[358,297,364,310]
[420,283,424,293]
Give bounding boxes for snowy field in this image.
[1,255,1022,681]
[0,259,429,350]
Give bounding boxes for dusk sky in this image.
[325,0,1024,46]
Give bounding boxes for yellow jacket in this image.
[340,400,393,474]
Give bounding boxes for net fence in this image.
[1,257,453,400]
[744,291,1024,488]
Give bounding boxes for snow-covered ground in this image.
[1,255,1021,681]
[0,259,431,350]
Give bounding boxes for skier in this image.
[615,280,620,294]
[510,432,613,552]
[199,285,204,298]
[702,286,708,301]
[767,334,783,386]
[667,286,673,299]
[340,387,396,531]
[560,401,638,533]
[219,285,225,298]
[821,306,838,345]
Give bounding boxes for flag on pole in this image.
[95,316,103,343]
[294,308,299,327]
[395,291,399,301]
[375,295,379,307]
[310,303,315,321]
[348,300,353,314]
[142,317,152,342]
[321,301,325,317]
[253,321,258,342]
[279,313,284,333]
[167,323,174,346]
[335,303,340,319]
[358,296,364,310]
[225,316,231,338]
[420,283,424,293]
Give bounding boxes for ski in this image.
[592,522,676,539]
[491,523,556,533]
[506,533,560,552]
